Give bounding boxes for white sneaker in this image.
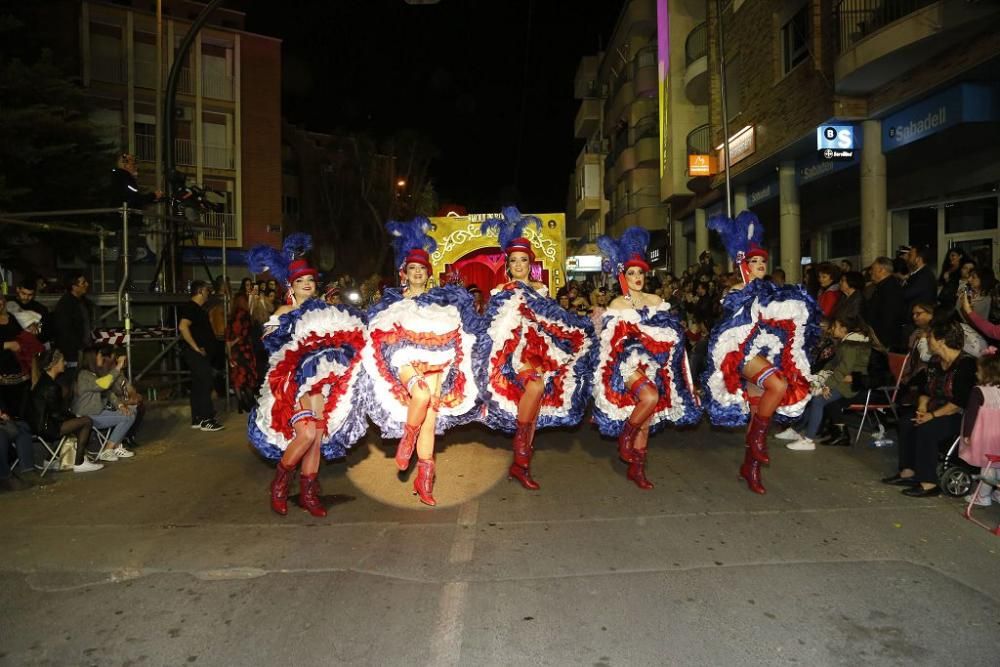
[775,427,800,441]
[113,446,135,459]
[786,438,816,451]
[98,449,119,462]
[963,492,992,507]
[73,460,104,473]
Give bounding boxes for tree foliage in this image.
[0,14,115,212]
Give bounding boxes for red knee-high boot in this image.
[298,473,328,517]
[746,413,771,465]
[739,448,766,494]
[508,420,540,490]
[270,461,296,515]
[413,458,437,506]
[618,421,641,463]
[626,448,654,490]
[395,423,420,471]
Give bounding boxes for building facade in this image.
[677,0,1000,282]
[77,0,282,274]
[570,0,713,277]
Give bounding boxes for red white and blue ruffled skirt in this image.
[248,299,369,460]
[592,303,702,436]
[474,282,597,433]
[362,285,484,439]
[701,281,820,427]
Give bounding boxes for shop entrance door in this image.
[944,233,997,274]
[940,197,1000,272]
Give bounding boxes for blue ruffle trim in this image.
[592,308,702,437]
[701,280,820,427]
[364,285,486,439]
[475,284,597,434]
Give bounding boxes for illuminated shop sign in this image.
[882,83,999,152]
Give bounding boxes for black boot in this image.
[821,424,851,447]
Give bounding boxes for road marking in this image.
[448,500,479,564]
[429,581,468,666]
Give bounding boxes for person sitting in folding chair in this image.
[882,322,977,498]
[73,347,136,462]
[26,349,102,473]
[0,397,54,491]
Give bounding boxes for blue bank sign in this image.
[883,83,999,152]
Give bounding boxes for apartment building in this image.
[75,0,282,268]
[570,0,712,276]
[677,0,1000,282]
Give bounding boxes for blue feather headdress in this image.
[246,245,289,284]
[282,232,313,261]
[596,227,650,275]
[246,232,315,284]
[707,210,764,264]
[479,206,542,254]
[385,216,438,269]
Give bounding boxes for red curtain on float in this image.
[443,247,550,294]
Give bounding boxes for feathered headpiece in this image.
[597,227,651,295]
[707,210,767,282]
[385,216,438,271]
[479,206,542,261]
[246,232,317,285]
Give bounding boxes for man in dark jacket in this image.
[864,257,907,351]
[110,153,162,209]
[901,246,937,310]
[52,273,92,387]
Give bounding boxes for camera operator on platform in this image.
[110,153,163,210]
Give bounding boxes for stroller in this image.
[938,436,977,497]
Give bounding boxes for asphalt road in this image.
[2,406,999,666]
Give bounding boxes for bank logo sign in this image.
[882,83,997,152]
[817,125,855,161]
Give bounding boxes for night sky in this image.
[243,0,621,213]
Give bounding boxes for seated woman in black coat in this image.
[881,321,976,497]
[27,349,102,473]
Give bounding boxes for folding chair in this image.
[91,426,115,462]
[33,434,71,477]
[963,454,1000,536]
[845,351,911,446]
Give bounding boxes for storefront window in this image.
[944,197,998,234]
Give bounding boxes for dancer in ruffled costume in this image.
[247,234,369,517]
[475,207,597,490]
[702,212,820,494]
[592,227,701,489]
[363,217,484,506]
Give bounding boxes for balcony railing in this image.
[135,133,156,161]
[177,67,194,94]
[834,0,938,54]
[634,44,657,71]
[686,123,711,155]
[134,59,157,88]
[174,138,195,165]
[633,114,658,142]
[91,56,126,84]
[202,72,234,101]
[201,211,236,242]
[685,22,707,66]
[203,143,234,169]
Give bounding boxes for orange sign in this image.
[688,154,717,176]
